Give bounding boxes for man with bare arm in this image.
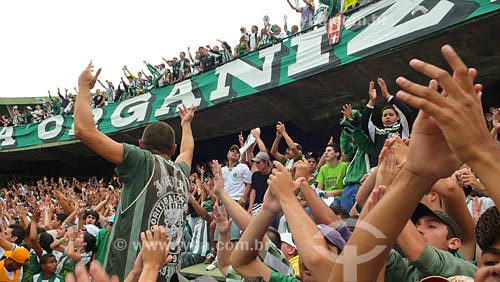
[74,62,196,282]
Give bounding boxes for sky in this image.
[0,0,302,98]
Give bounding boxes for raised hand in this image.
[327,136,334,146]
[251,128,261,139]
[238,132,244,146]
[268,161,304,198]
[213,203,232,234]
[177,103,196,126]
[376,139,399,187]
[78,61,101,90]
[211,160,224,196]
[341,104,353,120]
[292,159,309,179]
[368,81,377,106]
[396,45,493,165]
[377,77,392,100]
[276,122,286,135]
[140,225,172,270]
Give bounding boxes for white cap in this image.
[280,233,296,249]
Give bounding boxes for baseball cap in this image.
[280,233,296,249]
[229,144,240,154]
[420,276,474,282]
[411,203,463,239]
[4,248,30,264]
[252,152,270,162]
[84,224,100,237]
[475,206,500,251]
[317,224,346,251]
[240,26,246,31]
[263,15,269,21]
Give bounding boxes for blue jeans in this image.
[331,197,342,207]
[341,183,361,212]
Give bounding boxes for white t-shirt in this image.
[222,163,252,200]
[249,32,261,51]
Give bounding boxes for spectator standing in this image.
[74,62,196,281]
[234,35,250,58]
[316,144,348,206]
[249,25,260,51]
[48,91,62,116]
[97,80,115,104]
[339,104,373,211]
[287,0,315,31]
[199,47,215,74]
[270,122,303,169]
[187,47,201,75]
[219,41,233,64]
[93,90,105,109]
[362,78,413,167]
[284,15,299,37]
[249,152,272,216]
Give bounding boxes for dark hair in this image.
[83,232,97,253]
[266,227,281,249]
[39,232,54,254]
[326,144,342,160]
[55,213,68,223]
[330,206,349,219]
[381,105,399,116]
[84,210,100,225]
[40,253,56,266]
[141,122,175,155]
[8,224,26,245]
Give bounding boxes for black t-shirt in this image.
[94,94,104,106]
[251,171,270,204]
[200,54,215,72]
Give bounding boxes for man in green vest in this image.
[74,62,196,282]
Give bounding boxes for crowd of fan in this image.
[1,0,341,129]
[3,56,500,281]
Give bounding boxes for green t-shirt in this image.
[105,143,190,281]
[32,273,63,282]
[95,227,110,266]
[316,162,348,197]
[270,270,300,282]
[385,245,477,281]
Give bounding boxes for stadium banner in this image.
[1,0,499,151]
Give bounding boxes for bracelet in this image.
[69,239,75,242]
[59,239,64,244]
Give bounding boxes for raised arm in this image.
[276,122,299,156]
[395,45,500,209]
[432,177,476,261]
[270,130,285,161]
[362,81,377,135]
[269,162,336,280]
[97,79,106,89]
[74,62,124,165]
[175,104,195,169]
[287,0,300,12]
[332,93,462,281]
[230,189,281,280]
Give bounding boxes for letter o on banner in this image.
[38,115,65,143]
